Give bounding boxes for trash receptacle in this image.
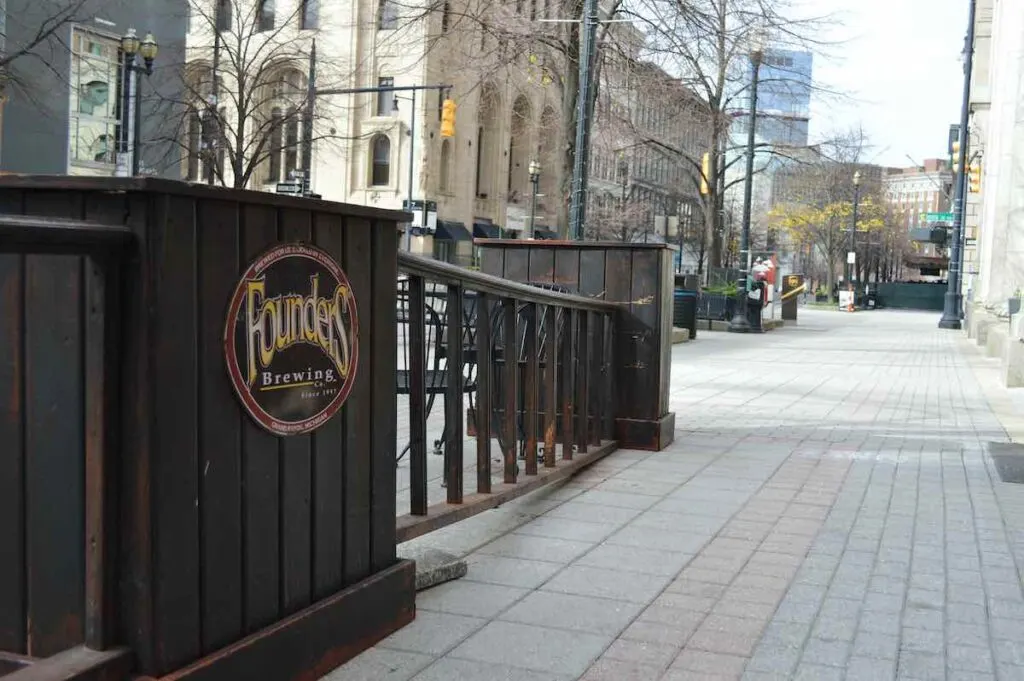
[673,289,699,339]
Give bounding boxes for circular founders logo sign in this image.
[224,243,358,436]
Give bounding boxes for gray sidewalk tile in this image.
[410,658,575,681]
[378,610,488,656]
[449,621,612,677]
[464,554,565,589]
[541,564,672,603]
[499,591,645,635]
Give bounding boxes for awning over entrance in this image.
[533,226,558,240]
[473,221,501,239]
[436,220,472,242]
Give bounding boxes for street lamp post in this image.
[119,28,158,177]
[727,31,765,333]
[847,170,862,310]
[940,0,977,329]
[528,160,541,239]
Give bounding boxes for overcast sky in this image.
[800,0,969,168]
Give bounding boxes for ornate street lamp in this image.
[120,29,159,176]
[846,170,862,310]
[528,160,541,239]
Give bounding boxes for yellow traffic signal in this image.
[440,98,456,138]
[700,152,710,195]
[969,162,982,193]
[952,140,961,156]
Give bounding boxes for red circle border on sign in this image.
[223,242,360,436]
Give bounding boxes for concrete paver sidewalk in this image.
[328,309,1024,681]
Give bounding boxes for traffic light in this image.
[700,152,710,195]
[951,140,961,173]
[440,98,456,138]
[969,162,982,193]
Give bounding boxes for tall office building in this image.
[0,0,186,177]
[738,48,813,147]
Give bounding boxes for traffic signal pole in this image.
[939,0,976,330]
[305,45,451,249]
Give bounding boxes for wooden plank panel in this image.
[150,194,201,672]
[369,222,398,571]
[502,249,529,283]
[527,248,554,283]
[523,303,538,475]
[629,250,661,421]
[196,199,244,653]
[0,253,25,653]
[240,203,281,632]
[341,218,373,584]
[475,292,493,493]
[311,213,345,599]
[83,255,117,650]
[278,208,313,615]
[479,247,504,279]
[445,285,464,503]
[553,248,580,292]
[605,250,636,419]
[24,253,85,657]
[578,250,606,299]
[575,310,590,454]
[658,251,673,417]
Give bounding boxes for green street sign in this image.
[923,212,954,223]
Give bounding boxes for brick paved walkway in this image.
[327,309,1024,681]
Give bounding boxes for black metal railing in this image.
[395,253,619,541]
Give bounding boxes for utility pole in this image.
[568,0,598,240]
[939,0,976,330]
[301,39,316,196]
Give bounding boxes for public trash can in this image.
[745,298,764,332]
[673,289,699,339]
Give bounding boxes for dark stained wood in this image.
[542,305,557,468]
[475,292,493,493]
[1,646,133,681]
[445,284,464,504]
[278,209,314,617]
[616,413,676,452]
[0,651,33,675]
[369,222,398,572]
[195,199,244,654]
[553,248,580,291]
[310,213,345,601]
[502,248,529,283]
[398,253,612,313]
[144,560,415,681]
[523,303,539,475]
[239,203,282,633]
[396,442,617,543]
[527,248,554,283]
[407,275,428,515]
[502,298,518,483]
[83,255,117,650]
[561,309,576,460]
[0,215,133,256]
[150,194,201,672]
[575,310,590,454]
[341,218,373,585]
[602,313,615,440]
[0,176,409,223]
[0,253,25,653]
[24,251,85,658]
[479,248,504,281]
[578,249,606,298]
[629,250,660,420]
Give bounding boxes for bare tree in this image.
[619,0,841,267]
[150,0,352,188]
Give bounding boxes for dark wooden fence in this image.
[0,177,413,681]
[394,255,619,542]
[476,240,677,451]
